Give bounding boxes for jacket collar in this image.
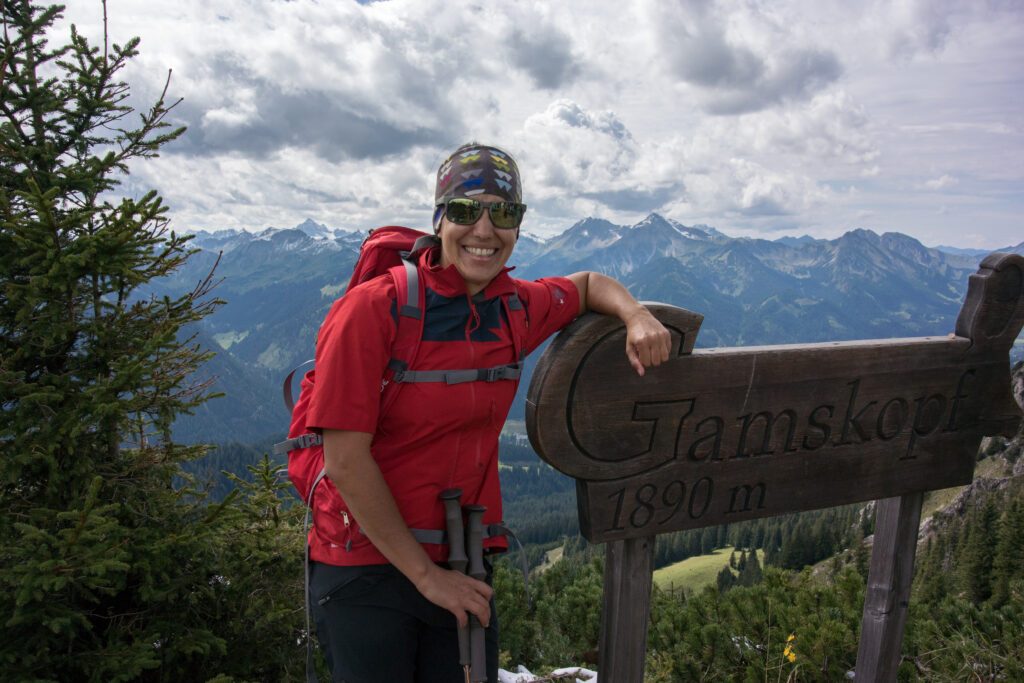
[417,247,517,299]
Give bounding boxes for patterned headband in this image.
[434,144,522,206]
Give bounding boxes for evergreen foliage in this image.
[959,498,998,603]
[497,544,1024,681]
[914,479,1024,611]
[737,548,763,587]
[716,565,736,593]
[992,499,1024,606]
[0,4,308,679]
[182,439,283,502]
[494,555,604,670]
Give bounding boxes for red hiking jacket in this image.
[303,247,579,567]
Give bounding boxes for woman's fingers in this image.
[625,311,672,374]
[417,565,492,628]
[626,343,645,376]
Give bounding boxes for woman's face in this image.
[437,193,518,295]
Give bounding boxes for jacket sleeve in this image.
[516,275,581,355]
[305,278,397,434]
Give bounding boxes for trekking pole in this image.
[440,489,472,683]
[465,504,487,683]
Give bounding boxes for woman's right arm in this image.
[321,429,492,627]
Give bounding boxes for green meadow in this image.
[653,546,766,592]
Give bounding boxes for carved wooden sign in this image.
[527,253,1024,544]
[526,252,1024,682]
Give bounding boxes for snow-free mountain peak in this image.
[774,235,819,247]
[293,218,335,239]
[538,218,625,263]
[632,213,713,241]
[564,217,623,243]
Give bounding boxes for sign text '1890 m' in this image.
[604,477,770,532]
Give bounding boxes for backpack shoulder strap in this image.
[502,283,529,363]
[282,359,316,413]
[383,277,532,387]
[381,256,426,413]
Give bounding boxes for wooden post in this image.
[855,492,924,681]
[598,536,655,683]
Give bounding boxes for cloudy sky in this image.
[55,0,1023,248]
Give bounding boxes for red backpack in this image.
[274,227,435,502]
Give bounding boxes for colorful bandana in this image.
[434,143,522,207]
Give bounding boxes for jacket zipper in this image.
[341,510,353,552]
[468,294,484,470]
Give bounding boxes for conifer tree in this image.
[960,499,998,604]
[0,3,305,679]
[738,549,762,587]
[716,565,735,594]
[991,498,1024,606]
[853,527,870,579]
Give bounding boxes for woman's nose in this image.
[470,211,495,235]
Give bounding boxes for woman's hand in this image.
[623,305,672,375]
[414,563,493,628]
[324,430,492,627]
[568,271,673,376]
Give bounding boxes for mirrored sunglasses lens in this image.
[489,203,524,229]
[446,199,481,225]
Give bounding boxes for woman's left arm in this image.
[567,271,672,376]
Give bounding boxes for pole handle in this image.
[440,489,471,671]
[465,504,487,682]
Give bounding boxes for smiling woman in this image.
[432,144,525,295]
[302,142,672,683]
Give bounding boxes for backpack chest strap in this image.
[273,432,323,455]
[387,359,522,385]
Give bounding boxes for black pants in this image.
[309,560,499,683]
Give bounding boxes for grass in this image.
[653,546,765,593]
[922,485,966,521]
[535,545,564,574]
[922,454,1011,520]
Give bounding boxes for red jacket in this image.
[303,248,579,566]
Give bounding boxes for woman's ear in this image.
[432,206,445,234]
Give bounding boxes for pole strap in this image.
[304,467,328,683]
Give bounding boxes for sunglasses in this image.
[438,198,527,230]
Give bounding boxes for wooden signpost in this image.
[526,252,1024,682]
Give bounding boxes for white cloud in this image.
[878,0,957,59]
[739,92,879,165]
[520,100,640,196]
[923,175,958,190]
[47,0,1024,248]
[641,0,842,114]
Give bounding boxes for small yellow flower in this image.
[783,633,797,662]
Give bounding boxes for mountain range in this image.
[156,216,1024,443]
